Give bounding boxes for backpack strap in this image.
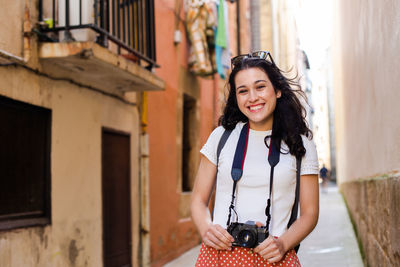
[287,156,302,253]
[216,129,232,166]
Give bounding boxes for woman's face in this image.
[235,67,281,131]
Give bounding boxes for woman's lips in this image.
[248,103,265,112]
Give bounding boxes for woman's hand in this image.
[191,156,234,251]
[202,223,234,250]
[254,236,286,263]
[254,174,319,263]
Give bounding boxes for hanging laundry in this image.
[185,0,218,9]
[186,1,217,76]
[215,0,230,79]
[216,0,226,48]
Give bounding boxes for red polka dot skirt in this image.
[195,243,301,267]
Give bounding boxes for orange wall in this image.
[148,0,252,265]
[147,0,218,266]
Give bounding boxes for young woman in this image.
[191,51,319,266]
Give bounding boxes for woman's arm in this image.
[191,155,234,250]
[254,174,319,262]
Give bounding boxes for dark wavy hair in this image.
[218,58,312,159]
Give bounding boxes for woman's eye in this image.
[238,89,248,94]
[257,86,265,90]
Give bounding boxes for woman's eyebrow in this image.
[237,80,268,90]
[254,80,268,84]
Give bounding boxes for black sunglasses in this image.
[231,51,276,68]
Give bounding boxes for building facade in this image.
[0,0,253,266]
[0,0,324,266]
[0,0,163,266]
[333,0,400,266]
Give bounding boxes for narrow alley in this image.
[1,0,399,266]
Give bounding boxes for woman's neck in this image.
[248,121,273,131]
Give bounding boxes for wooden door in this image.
[102,129,131,267]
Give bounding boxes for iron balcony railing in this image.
[38,0,157,69]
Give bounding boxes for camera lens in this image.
[238,230,256,248]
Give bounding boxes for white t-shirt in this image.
[200,122,319,237]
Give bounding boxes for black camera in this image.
[227,221,268,248]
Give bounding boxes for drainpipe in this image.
[236,0,241,55]
[139,92,150,267]
[250,0,260,51]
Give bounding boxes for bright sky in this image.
[292,0,333,69]
[290,0,334,168]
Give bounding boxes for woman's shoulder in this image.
[200,124,243,164]
[300,134,316,149]
[210,122,244,137]
[300,134,318,162]
[299,134,319,173]
[202,123,243,149]
[209,125,226,139]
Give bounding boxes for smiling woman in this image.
[191,52,320,266]
[235,68,281,131]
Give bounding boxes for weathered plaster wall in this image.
[0,0,23,58]
[333,0,400,266]
[0,66,140,267]
[333,0,400,183]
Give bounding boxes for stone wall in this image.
[332,0,400,266]
[341,174,400,266]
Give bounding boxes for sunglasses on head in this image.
[231,51,276,68]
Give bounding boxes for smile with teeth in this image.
[248,104,264,112]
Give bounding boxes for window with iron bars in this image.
[39,0,157,69]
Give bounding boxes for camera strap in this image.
[226,122,250,226]
[289,156,302,253]
[265,134,281,231]
[226,122,281,231]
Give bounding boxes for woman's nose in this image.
[249,89,258,101]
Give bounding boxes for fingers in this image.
[203,237,226,251]
[204,232,229,250]
[214,224,234,242]
[203,224,234,251]
[259,246,282,263]
[255,221,264,227]
[254,236,285,263]
[268,254,285,263]
[254,235,273,253]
